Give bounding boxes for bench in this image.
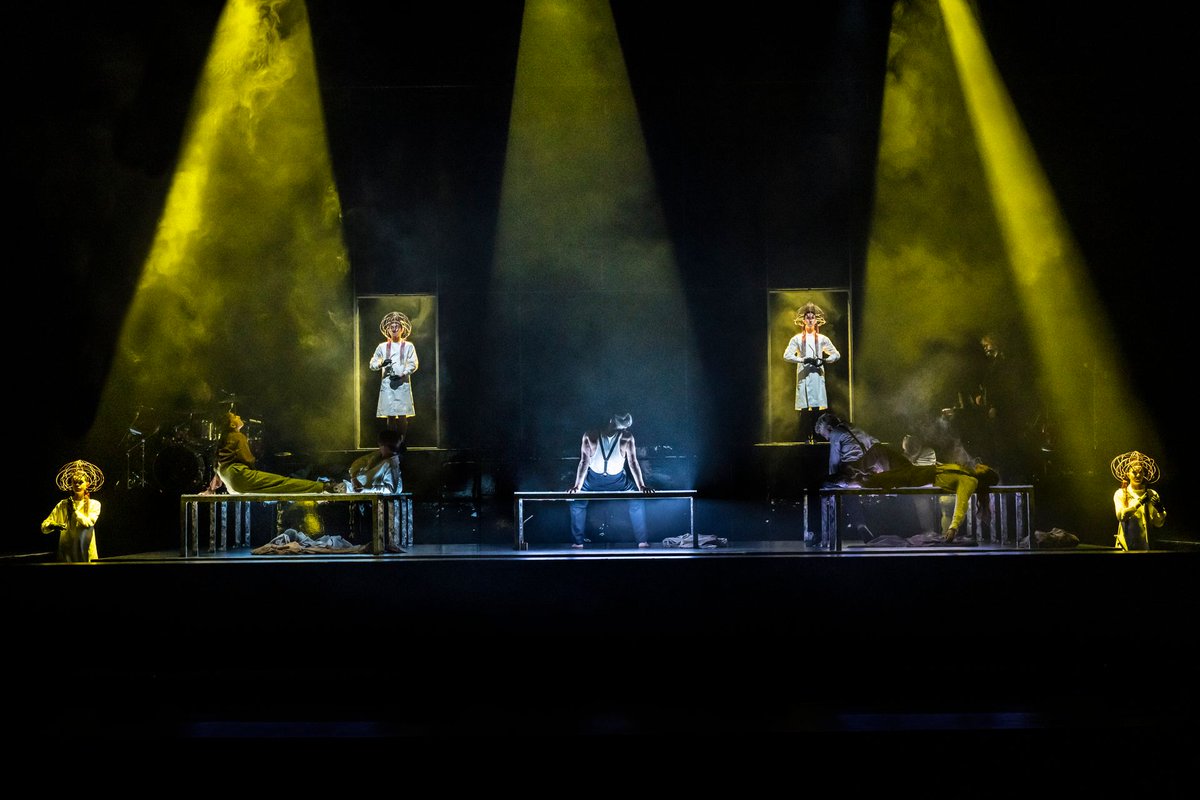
[512,490,697,550]
[818,484,1034,551]
[179,492,413,557]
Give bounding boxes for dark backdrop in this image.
[10,1,1192,551]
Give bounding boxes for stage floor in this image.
[103,537,1065,562]
[7,491,1197,754]
[5,538,1196,762]
[20,532,1195,565]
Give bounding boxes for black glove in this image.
[803,357,821,367]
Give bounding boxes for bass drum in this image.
[154,442,213,494]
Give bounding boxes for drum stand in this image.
[119,406,155,489]
[125,437,148,488]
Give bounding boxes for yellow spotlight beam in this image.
[92,0,353,455]
[494,0,678,289]
[940,0,1158,467]
[859,0,1016,437]
[488,0,698,467]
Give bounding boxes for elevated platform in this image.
[820,484,1034,550]
[513,489,697,550]
[179,492,413,556]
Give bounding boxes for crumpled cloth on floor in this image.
[861,531,971,547]
[662,534,729,548]
[1020,528,1080,549]
[251,528,368,555]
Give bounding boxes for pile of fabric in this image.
[662,534,729,548]
[251,529,368,555]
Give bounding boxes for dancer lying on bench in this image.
[214,412,344,495]
[860,459,1000,543]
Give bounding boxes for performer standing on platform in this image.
[784,302,841,443]
[41,460,104,562]
[214,412,342,494]
[1112,450,1166,551]
[369,311,419,442]
[960,331,1039,483]
[567,412,654,548]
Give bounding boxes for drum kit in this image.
[152,414,217,494]
[120,395,262,494]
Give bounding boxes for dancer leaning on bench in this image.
[567,412,654,548]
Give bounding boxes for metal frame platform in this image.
[512,490,697,550]
[819,484,1034,551]
[179,492,413,556]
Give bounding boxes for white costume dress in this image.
[784,332,840,410]
[370,340,418,418]
[347,452,402,493]
[1113,486,1166,551]
[41,497,101,562]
